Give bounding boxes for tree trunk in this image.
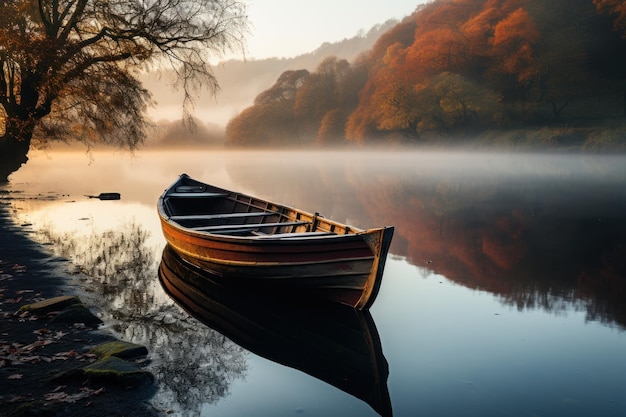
[0,114,37,182]
[0,136,32,182]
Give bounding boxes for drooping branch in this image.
[0,0,249,166]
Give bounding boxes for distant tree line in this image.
[226,57,368,146]
[226,0,626,147]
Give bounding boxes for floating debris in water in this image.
[85,193,121,200]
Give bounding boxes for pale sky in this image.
[243,1,424,59]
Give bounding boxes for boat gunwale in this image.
[157,174,386,244]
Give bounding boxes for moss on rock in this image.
[51,303,103,327]
[90,341,148,359]
[83,357,153,386]
[19,295,80,314]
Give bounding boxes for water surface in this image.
[3,149,626,417]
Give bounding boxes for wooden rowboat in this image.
[157,174,394,310]
[158,244,393,417]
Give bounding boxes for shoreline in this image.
[0,203,160,416]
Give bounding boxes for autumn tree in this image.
[371,70,427,138]
[294,57,348,136]
[292,56,368,144]
[346,42,415,142]
[225,104,281,146]
[428,72,499,131]
[226,56,372,147]
[487,7,541,105]
[0,0,248,180]
[226,70,309,146]
[316,109,347,145]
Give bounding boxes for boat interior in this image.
[163,184,353,238]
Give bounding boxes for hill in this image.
[225,0,626,150]
[141,21,397,129]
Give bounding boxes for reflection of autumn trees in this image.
[225,153,626,329]
[358,172,626,329]
[227,0,626,146]
[38,222,247,417]
[595,0,626,36]
[578,244,626,327]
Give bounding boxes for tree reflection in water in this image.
[38,221,248,416]
[225,152,626,330]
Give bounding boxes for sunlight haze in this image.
[243,1,424,59]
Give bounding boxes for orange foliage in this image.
[491,8,541,84]
[367,15,418,65]
[406,27,469,76]
[462,7,501,56]
[230,0,626,146]
[461,0,525,56]
[347,0,545,141]
[414,0,483,29]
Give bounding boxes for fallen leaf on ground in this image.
[81,386,105,395]
[54,330,68,339]
[45,390,94,403]
[44,392,71,402]
[8,394,33,403]
[17,355,42,364]
[23,339,53,351]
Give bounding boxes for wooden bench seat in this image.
[166,192,229,198]
[255,231,337,239]
[170,212,275,221]
[191,221,309,233]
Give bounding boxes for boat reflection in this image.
[158,244,393,417]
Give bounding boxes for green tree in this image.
[374,77,426,138]
[427,72,499,131]
[0,0,248,181]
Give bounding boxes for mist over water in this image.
[3,149,626,416]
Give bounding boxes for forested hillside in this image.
[226,0,626,148]
[141,21,396,129]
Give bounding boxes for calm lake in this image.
[3,149,626,417]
